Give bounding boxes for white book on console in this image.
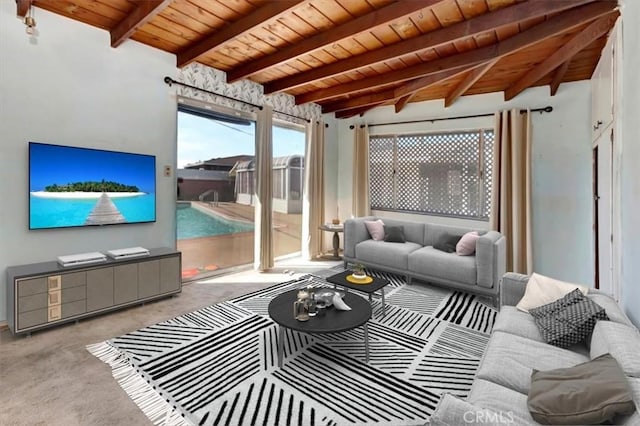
[57,252,108,267]
[106,246,150,259]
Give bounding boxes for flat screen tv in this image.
[29,142,156,230]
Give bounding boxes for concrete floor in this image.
[0,260,338,426]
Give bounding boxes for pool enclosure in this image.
[233,155,304,214]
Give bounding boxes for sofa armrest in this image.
[344,216,376,259]
[475,231,506,290]
[500,272,529,307]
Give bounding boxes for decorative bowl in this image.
[351,272,367,280]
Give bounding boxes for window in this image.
[369,129,494,220]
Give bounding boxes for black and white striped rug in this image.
[88,267,497,426]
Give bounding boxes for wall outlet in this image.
[164,165,172,177]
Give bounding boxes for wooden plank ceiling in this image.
[22,0,619,118]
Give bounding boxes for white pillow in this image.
[456,231,479,255]
[364,219,385,241]
[516,272,589,313]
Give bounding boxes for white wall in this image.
[0,4,178,322]
[329,81,594,285]
[619,0,640,327]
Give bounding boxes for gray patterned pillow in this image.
[529,289,609,348]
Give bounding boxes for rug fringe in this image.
[86,342,192,426]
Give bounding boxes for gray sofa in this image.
[343,216,506,304]
[430,272,640,425]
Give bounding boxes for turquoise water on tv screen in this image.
[29,194,156,229]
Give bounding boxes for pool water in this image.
[177,205,254,239]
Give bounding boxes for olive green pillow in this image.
[528,353,635,425]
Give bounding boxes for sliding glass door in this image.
[272,123,306,259]
[176,103,256,281]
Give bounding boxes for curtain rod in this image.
[349,106,553,129]
[164,76,311,123]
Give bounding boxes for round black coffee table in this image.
[268,289,372,367]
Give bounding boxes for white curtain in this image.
[491,109,533,274]
[302,120,325,260]
[254,105,273,271]
[352,125,370,217]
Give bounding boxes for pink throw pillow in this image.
[456,231,479,255]
[364,219,385,241]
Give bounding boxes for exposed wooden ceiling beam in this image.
[226,0,443,83]
[297,47,491,104]
[324,65,475,114]
[16,0,32,17]
[445,59,499,107]
[265,0,595,95]
[295,1,617,105]
[110,0,172,48]
[505,11,619,100]
[550,61,571,96]
[394,63,488,112]
[394,65,477,99]
[177,1,304,68]
[335,105,381,119]
[322,89,396,114]
[394,94,415,114]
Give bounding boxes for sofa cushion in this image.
[590,320,640,376]
[492,306,544,342]
[623,377,640,425]
[456,231,479,255]
[527,353,635,425]
[430,390,535,426]
[383,225,405,243]
[467,379,536,425]
[429,393,500,426]
[433,233,462,253]
[354,240,421,270]
[476,331,589,394]
[407,246,477,286]
[364,219,385,241]
[374,218,425,245]
[588,293,634,326]
[424,223,480,247]
[516,272,589,313]
[529,289,609,348]
[493,308,591,355]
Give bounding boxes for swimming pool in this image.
[176,204,254,239]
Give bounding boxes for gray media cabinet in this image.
[6,247,181,336]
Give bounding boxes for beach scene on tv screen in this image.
[29,143,156,229]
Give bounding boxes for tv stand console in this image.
[6,247,181,336]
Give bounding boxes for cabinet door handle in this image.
[593,120,603,131]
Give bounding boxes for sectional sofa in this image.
[343,216,506,304]
[430,272,640,425]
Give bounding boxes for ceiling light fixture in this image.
[24,4,36,35]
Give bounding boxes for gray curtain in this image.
[254,105,273,271]
[302,120,325,260]
[352,125,370,217]
[491,109,533,274]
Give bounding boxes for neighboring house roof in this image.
[184,155,254,170]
